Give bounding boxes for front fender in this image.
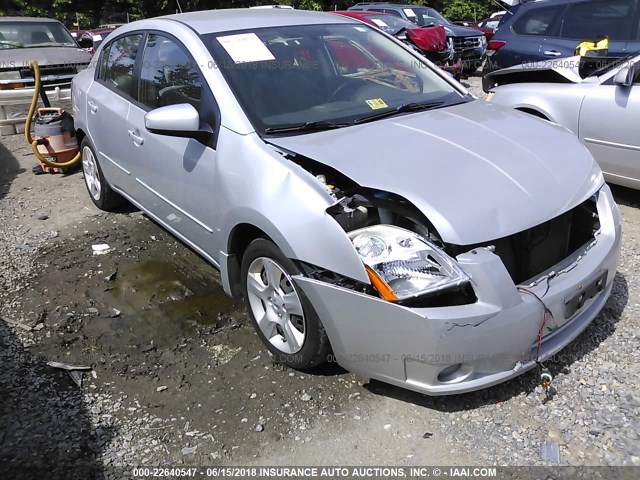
[216,131,369,286]
[489,85,584,134]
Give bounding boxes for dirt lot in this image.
[1,76,639,478]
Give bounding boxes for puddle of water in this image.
[86,259,242,348]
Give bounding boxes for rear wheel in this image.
[81,138,125,211]
[241,238,330,370]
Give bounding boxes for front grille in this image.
[452,36,482,52]
[448,197,600,285]
[19,64,78,79]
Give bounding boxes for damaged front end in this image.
[279,147,621,395]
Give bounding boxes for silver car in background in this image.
[72,9,621,395]
[487,53,640,190]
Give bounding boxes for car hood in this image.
[444,24,484,37]
[270,101,603,246]
[0,46,90,66]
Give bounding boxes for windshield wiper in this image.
[0,41,22,49]
[264,120,350,134]
[354,101,444,125]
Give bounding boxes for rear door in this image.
[543,0,638,58]
[86,33,143,193]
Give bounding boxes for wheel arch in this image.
[515,107,550,120]
[221,221,280,298]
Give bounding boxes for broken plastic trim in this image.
[526,235,599,289]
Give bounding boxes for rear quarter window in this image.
[512,5,565,36]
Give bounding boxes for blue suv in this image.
[348,2,487,73]
[483,0,640,74]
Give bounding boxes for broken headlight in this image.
[348,225,469,301]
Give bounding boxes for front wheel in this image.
[240,238,331,370]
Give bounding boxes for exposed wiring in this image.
[518,285,558,402]
[518,287,558,362]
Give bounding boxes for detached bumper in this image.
[295,186,621,395]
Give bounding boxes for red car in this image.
[331,11,462,78]
[472,15,504,42]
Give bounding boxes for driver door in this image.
[125,33,223,256]
[579,66,640,187]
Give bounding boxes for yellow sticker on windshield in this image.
[366,98,388,110]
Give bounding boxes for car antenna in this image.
[176,0,183,13]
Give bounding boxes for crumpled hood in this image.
[270,101,603,245]
[406,25,447,52]
[0,47,90,67]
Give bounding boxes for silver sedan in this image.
[487,53,640,190]
[71,9,621,395]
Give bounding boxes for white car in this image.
[487,53,640,189]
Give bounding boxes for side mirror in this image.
[77,37,93,49]
[144,103,211,142]
[613,65,635,87]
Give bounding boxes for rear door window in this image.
[512,5,565,36]
[559,0,637,41]
[99,34,143,98]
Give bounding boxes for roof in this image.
[0,16,60,23]
[158,8,356,34]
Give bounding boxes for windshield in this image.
[365,15,419,35]
[0,21,77,49]
[587,51,640,77]
[204,24,464,134]
[404,7,452,27]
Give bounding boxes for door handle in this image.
[543,50,562,57]
[88,100,98,113]
[128,129,144,146]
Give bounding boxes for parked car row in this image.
[332,10,463,78]
[348,3,487,73]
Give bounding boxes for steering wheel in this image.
[328,81,365,102]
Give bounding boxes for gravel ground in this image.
[1,75,639,477]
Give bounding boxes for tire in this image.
[240,238,331,370]
[81,137,125,211]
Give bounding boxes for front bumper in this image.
[295,185,621,395]
[455,44,485,62]
[0,85,72,135]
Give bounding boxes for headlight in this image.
[0,71,21,81]
[348,225,469,301]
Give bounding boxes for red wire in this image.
[519,287,555,363]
